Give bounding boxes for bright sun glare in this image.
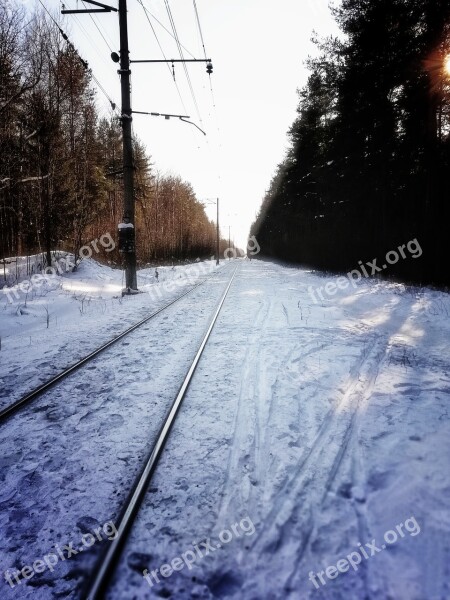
[445,55,450,76]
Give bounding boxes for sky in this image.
[37,0,340,249]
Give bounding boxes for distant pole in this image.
[228,225,231,259]
[216,198,219,265]
[119,0,137,290]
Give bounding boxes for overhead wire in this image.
[82,1,115,53]
[164,0,203,125]
[68,14,119,113]
[192,1,224,206]
[71,12,111,69]
[36,0,118,114]
[192,0,216,108]
[137,0,189,116]
[139,1,197,60]
[193,0,207,61]
[37,0,63,28]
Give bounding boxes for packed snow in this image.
[1,258,449,599]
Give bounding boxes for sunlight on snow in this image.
[62,281,122,294]
[389,321,425,345]
[240,289,264,296]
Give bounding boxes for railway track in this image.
[0,266,225,422]
[82,264,238,599]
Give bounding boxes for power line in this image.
[191,0,222,187]
[71,12,111,69]
[69,15,118,112]
[137,0,189,116]
[37,0,62,28]
[36,0,117,113]
[164,0,203,124]
[192,0,216,107]
[193,0,207,61]
[82,2,115,53]
[139,1,196,60]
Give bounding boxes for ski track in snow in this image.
[1,259,450,599]
[103,262,450,600]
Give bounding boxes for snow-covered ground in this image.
[0,257,221,410]
[1,259,449,599]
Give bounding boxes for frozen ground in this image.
[0,257,221,410]
[1,259,449,599]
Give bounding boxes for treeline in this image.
[86,117,219,263]
[251,0,450,286]
[0,1,219,269]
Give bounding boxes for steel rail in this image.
[0,268,224,422]
[83,264,238,599]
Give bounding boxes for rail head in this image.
[82,265,239,600]
[0,266,227,423]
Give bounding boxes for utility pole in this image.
[202,198,220,264]
[216,198,220,266]
[118,0,137,291]
[228,225,231,259]
[62,1,213,289]
[63,0,137,292]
